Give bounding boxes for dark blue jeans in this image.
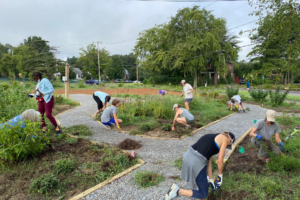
[192,166,208,199]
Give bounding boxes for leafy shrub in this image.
[118,83,124,87]
[239,94,252,101]
[129,130,143,135]
[78,80,85,88]
[161,123,172,131]
[217,96,228,104]
[226,86,239,99]
[0,121,50,161]
[54,158,77,175]
[249,86,269,102]
[12,81,20,88]
[0,83,9,90]
[266,153,300,172]
[29,174,60,195]
[261,178,282,196]
[263,84,273,89]
[53,94,64,104]
[139,123,155,132]
[269,86,289,107]
[134,171,165,188]
[153,102,172,119]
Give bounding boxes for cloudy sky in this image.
[0,0,258,61]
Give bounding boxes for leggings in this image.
[93,94,103,110]
[192,166,209,199]
[38,96,57,128]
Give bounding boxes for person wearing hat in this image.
[228,94,246,113]
[93,91,111,113]
[249,110,284,160]
[179,80,193,111]
[172,104,194,129]
[165,132,236,200]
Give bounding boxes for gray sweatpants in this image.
[251,138,282,159]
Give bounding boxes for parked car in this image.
[133,80,141,83]
[86,79,99,85]
[127,80,132,83]
[115,79,122,83]
[239,78,245,84]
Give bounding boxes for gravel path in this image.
[57,94,268,200]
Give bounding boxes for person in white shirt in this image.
[228,95,245,113]
[180,80,193,111]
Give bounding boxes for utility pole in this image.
[96,41,102,83]
[65,63,69,99]
[136,59,138,84]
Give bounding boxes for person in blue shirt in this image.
[93,91,111,113]
[0,109,40,128]
[246,81,250,91]
[33,72,61,134]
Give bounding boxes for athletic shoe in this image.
[110,123,117,128]
[165,183,179,200]
[55,126,62,134]
[185,125,191,129]
[243,110,246,113]
[105,125,111,130]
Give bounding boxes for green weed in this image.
[64,124,92,136]
[54,158,77,175]
[129,130,143,135]
[261,178,282,196]
[139,123,155,132]
[269,86,289,107]
[29,174,60,195]
[161,123,172,131]
[134,171,165,188]
[174,158,183,169]
[266,153,300,172]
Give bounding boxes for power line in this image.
[221,2,248,17]
[227,19,259,31]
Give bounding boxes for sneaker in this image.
[105,125,111,130]
[55,126,62,137]
[110,123,117,128]
[185,125,191,129]
[243,110,246,113]
[165,183,179,200]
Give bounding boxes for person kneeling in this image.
[172,104,194,130]
[101,99,122,130]
[165,132,236,200]
[249,110,284,161]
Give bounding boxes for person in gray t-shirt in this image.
[101,99,122,130]
[249,110,284,160]
[179,80,193,111]
[172,104,194,129]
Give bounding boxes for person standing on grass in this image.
[101,99,122,130]
[165,132,236,200]
[93,91,111,113]
[33,72,62,134]
[246,80,250,91]
[228,94,246,113]
[158,90,168,98]
[172,104,194,129]
[180,80,193,111]
[249,110,284,160]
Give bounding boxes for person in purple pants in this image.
[33,72,62,134]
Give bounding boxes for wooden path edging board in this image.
[95,112,237,140]
[54,101,145,200]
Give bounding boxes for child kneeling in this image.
[101,99,122,130]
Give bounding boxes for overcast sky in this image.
[0,0,258,61]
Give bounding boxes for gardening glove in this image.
[208,178,215,191]
[256,134,263,141]
[117,125,121,130]
[215,174,223,189]
[278,142,285,152]
[236,105,239,109]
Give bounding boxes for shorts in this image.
[185,118,194,124]
[185,98,193,103]
[102,118,115,126]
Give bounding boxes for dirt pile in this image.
[117,138,142,150]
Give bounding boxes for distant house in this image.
[73,68,83,80]
[200,62,237,83]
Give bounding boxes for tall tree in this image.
[107,55,124,79]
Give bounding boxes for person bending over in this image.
[165,132,236,200]
[93,91,111,113]
[172,104,194,129]
[228,94,245,113]
[0,109,40,128]
[33,72,61,134]
[158,90,168,98]
[180,80,193,111]
[249,110,284,160]
[101,99,122,130]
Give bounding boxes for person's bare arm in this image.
[275,133,282,144]
[113,113,119,127]
[188,88,193,94]
[249,127,258,138]
[217,138,228,175]
[172,112,179,126]
[207,156,213,179]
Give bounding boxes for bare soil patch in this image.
[0,137,137,200]
[54,88,181,96]
[116,138,142,150]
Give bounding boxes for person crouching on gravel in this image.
[228,94,245,113]
[249,110,284,161]
[101,99,122,130]
[165,132,236,200]
[172,104,194,130]
[93,91,111,113]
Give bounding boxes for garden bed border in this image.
[54,101,145,200]
[95,112,237,140]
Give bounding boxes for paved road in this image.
[57,94,268,200]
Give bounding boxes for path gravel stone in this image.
[57,94,268,200]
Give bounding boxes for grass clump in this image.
[161,123,172,131]
[134,171,165,188]
[54,158,77,175]
[174,158,183,169]
[266,153,300,172]
[64,124,92,136]
[129,129,143,135]
[29,174,60,195]
[139,123,155,132]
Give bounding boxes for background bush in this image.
[269,86,289,107]
[226,86,239,99]
[249,86,269,102]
